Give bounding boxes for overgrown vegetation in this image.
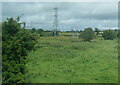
[80,28,95,41]
[26,36,118,83]
[102,29,117,40]
[2,17,36,83]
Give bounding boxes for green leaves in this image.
[2,17,36,83]
[102,29,117,40]
[80,28,95,41]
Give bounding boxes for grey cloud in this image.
[2,2,118,30]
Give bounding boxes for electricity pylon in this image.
[53,7,59,36]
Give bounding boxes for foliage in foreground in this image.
[2,17,36,83]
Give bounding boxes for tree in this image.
[102,29,117,40]
[31,28,36,33]
[94,28,100,35]
[2,17,36,83]
[80,28,95,41]
[36,28,44,34]
[80,30,83,33]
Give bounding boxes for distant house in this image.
[98,31,103,37]
[95,31,103,36]
[99,31,103,34]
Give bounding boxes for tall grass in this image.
[26,36,118,83]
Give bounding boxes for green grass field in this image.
[26,36,118,83]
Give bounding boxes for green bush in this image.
[31,28,36,33]
[80,28,95,41]
[36,28,44,34]
[2,17,36,83]
[102,29,117,40]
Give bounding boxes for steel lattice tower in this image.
[53,7,59,36]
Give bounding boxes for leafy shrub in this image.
[36,28,44,34]
[102,29,117,40]
[31,28,36,33]
[80,28,95,41]
[2,17,36,83]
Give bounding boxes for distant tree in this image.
[102,29,117,40]
[71,30,75,32]
[80,30,83,32]
[94,28,100,35]
[31,28,36,33]
[37,28,44,34]
[80,28,95,41]
[114,29,118,31]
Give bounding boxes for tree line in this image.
[80,28,118,41]
[30,27,119,41]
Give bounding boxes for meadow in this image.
[26,36,118,83]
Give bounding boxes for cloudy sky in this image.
[2,2,118,31]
